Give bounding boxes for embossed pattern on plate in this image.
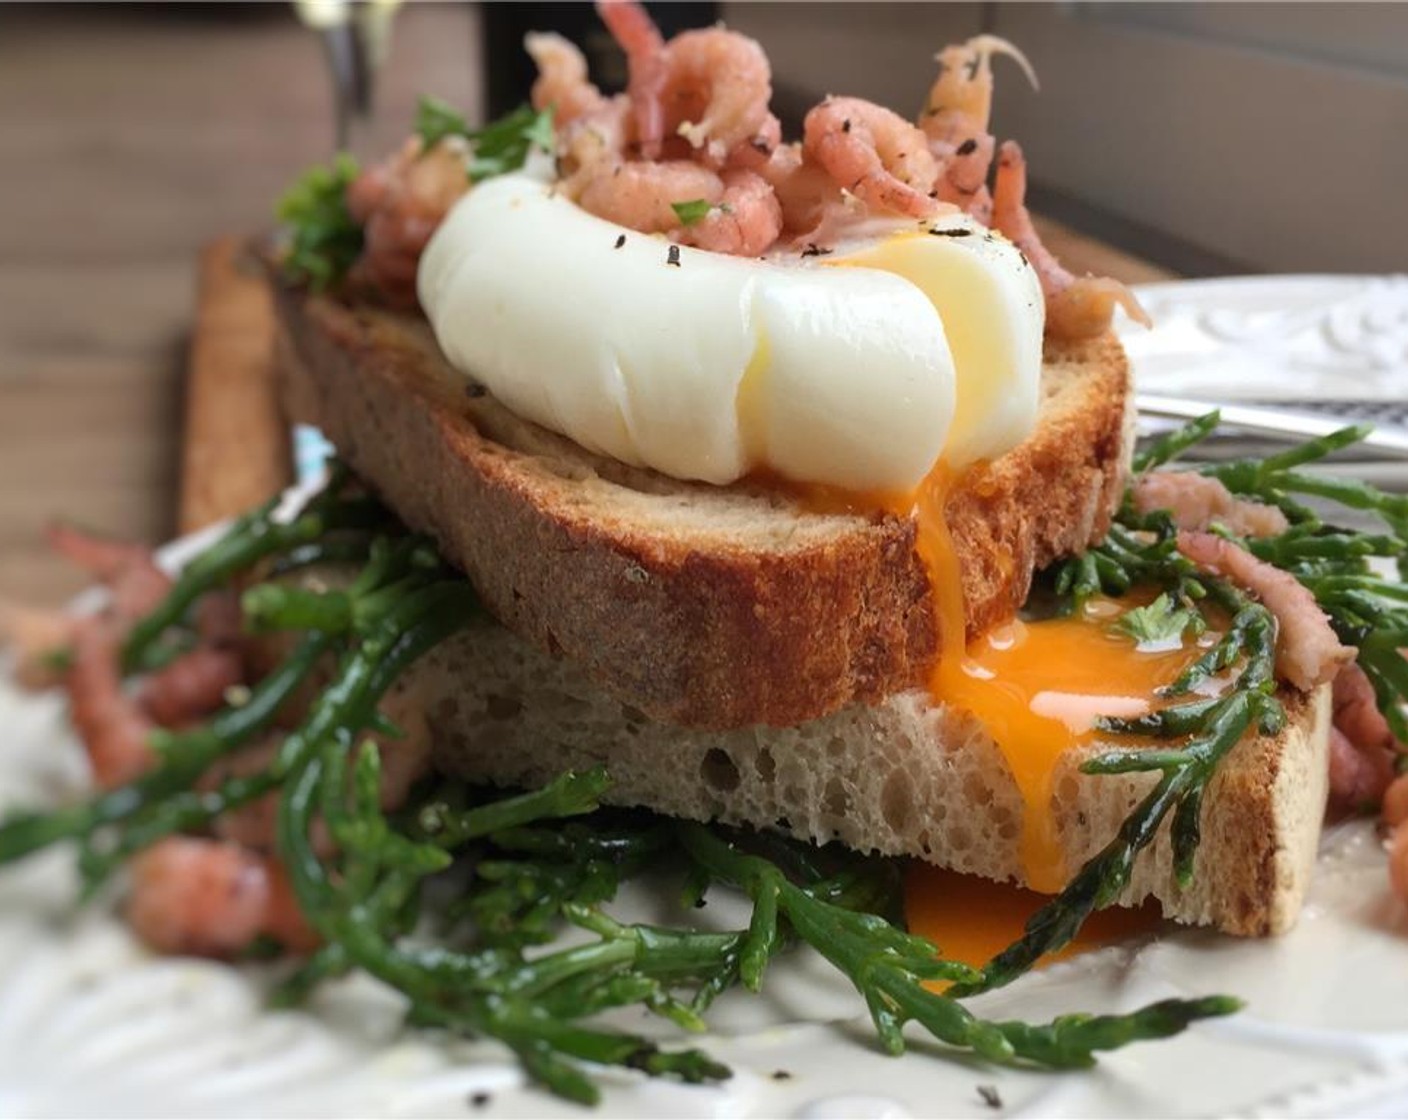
[1119,274,1408,403]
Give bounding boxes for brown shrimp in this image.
[526,34,631,192]
[212,679,433,854]
[1326,660,1403,816]
[921,36,1035,217]
[658,27,774,168]
[1383,772,1408,829]
[922,35,1036,148]
[347,136,470,309]
[725,112,782,172]
[35,524,169,784]
[126,837,319,959]
[1389,825,1408,905]
[138,647,244,729]
[47,523,172,623]
[596,0,669,157]
[137,590,245,729]
[1334,660,1401,755]
[47,524,243,781]
[47,522,154,584]
[525,32,608,128]
[575,158,725,233]
[1328,726,1396,817]
[991,140,1151,339]
[803,96,940,220]
[935,136,995,219]
[66,618,159,790]
[203,737,293,855]
[195,587,244,647]
[1384,746,1408,905]
[1176,530,1354,692]
[1132,471,1291,539]
[557,96,633,189]
[678,169,782,257]
[574,156,784,256]
[754,141,847,238]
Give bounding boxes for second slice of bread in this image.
[418,616,1331,937]
[274,284,1135,731]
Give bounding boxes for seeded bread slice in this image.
[273,282,1134,730]
[419,616,1331,936]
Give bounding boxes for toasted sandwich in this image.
[9,6,1407,1105]
[272,273,1331,936]
[247,2,1381,941]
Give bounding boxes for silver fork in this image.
[1137,394,1408,461]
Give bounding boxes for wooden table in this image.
[0,4,481,603]
[0,4,1172,605]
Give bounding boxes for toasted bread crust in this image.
[274,281,1133,729]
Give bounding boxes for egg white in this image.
[418,174,1043,493]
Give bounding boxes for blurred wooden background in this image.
[0,4,480,601]
[0,2,1179,603]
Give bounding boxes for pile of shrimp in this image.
[347,0,1147,340]
[346,135,472,310]
[0,530,432,959]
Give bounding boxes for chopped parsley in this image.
[277,100,555,289]
[670,198,714,227]
[1112,593,1206,646]
[417,96,554,183]
[467,104,555,182]
[275,153,364,291]
[40,646,74,675]
[414,95,470,149]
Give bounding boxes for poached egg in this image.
[417,173,1044,493]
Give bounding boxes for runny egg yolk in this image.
[899,466,1199,969]
[910,465,1208,892]
[903,866,1162,972]
[933,608,1202,891]
[784,466,1206,893]
[788,458,1208,954]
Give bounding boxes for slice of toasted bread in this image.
[418,615,1331,936]
[273,282,1134,730]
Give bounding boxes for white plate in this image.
[1116,273,1408,405]
[3,275,1408,1119]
